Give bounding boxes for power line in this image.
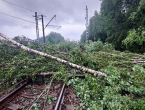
[13,0,21,5]
[46,25,60,27]
[13,0,33,16]
[0,12,39,25]
[0,12,61,28]
[2,0,58,21]
[2,0,61,28]
[3,0,34,12]
[2,0,44,15]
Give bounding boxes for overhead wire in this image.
[13,0,33,16]
[1,0,62,34]
[2,0,44,16]
[0,12,61,29]
[2,0,61,27]
[3,0,34,13]
[0,12,38,25]
[47,25,60,27]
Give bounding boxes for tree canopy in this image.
[39,32,65,44]
[80,0,145,53]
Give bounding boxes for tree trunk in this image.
[0,33,107,77]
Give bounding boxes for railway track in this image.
[0,74,85,110]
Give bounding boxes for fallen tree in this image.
[0,33,107,77]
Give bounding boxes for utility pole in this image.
[34,12,60,44]
[41,15,45,43]
[85,6,89,44]
[34,12,40,42]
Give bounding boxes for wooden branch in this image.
[35,72,56,76]
[99,51,126,59]
[0,33,107,77]
[0,63,8,67]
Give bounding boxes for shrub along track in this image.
[0,74,85,110]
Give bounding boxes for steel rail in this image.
[0,80,29,109]
[0,74,85,109]
[0,79,26,95]
[54,74,85,109]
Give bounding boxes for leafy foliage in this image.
[80,0,145,53]
[84,40,114,52]
[123,27,145,53]
[57,40,79,52]
[123,28,145,46]
[0,37,145,109]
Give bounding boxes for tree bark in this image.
[0,33,107,77]
[0,63,8,67]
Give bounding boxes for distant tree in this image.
[80,0,143,52]
[89,11,107,43]
[39,32,65,44]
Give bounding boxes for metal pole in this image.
[34,12,39,42]
[86,6,89,44]
[41,15,45,43]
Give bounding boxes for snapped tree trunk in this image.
[0,33,107,77]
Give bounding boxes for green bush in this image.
[123,27,145,47]
[84,40,103,52]
[103,42,114,52]
[57,41,79,52]
[84,40,114,52]
[122,27,145,53]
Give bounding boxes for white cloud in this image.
[0,25,36,39]
[58,24,85,41]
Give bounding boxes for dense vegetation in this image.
[39,32,64,44]
[0,37,145,109]
[81,0,145,53]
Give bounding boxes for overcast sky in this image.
[0,0,102,41]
